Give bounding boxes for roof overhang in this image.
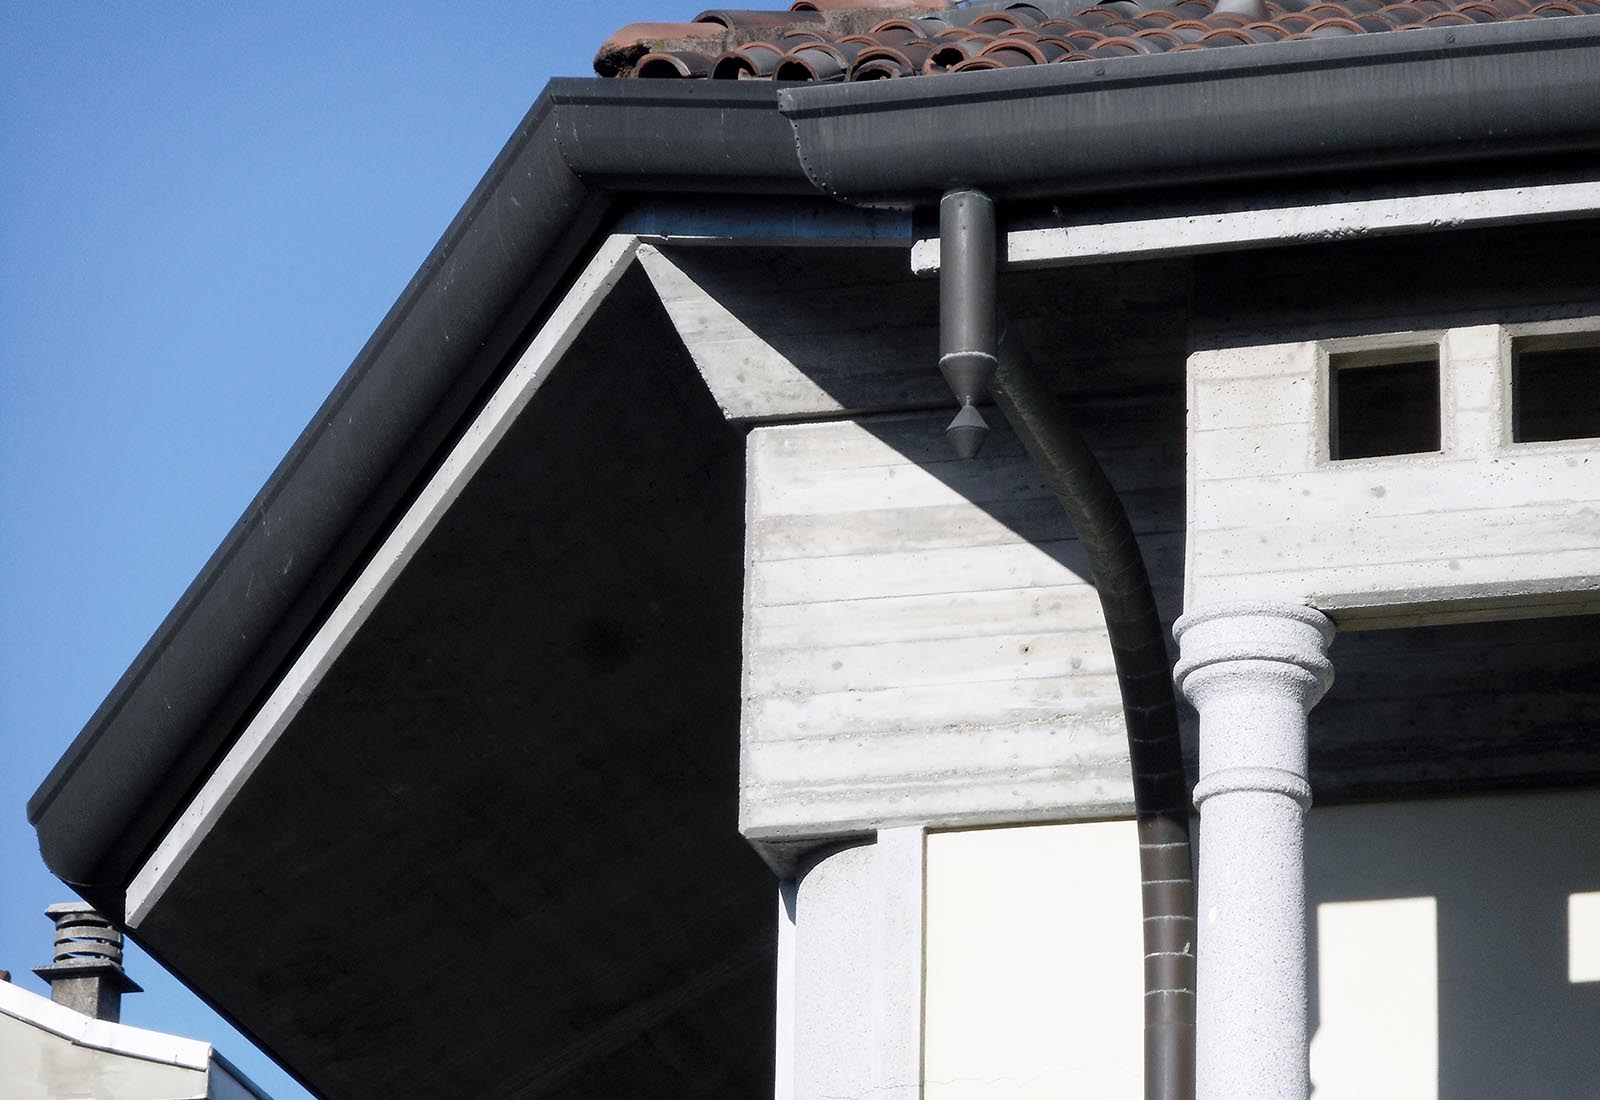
[27,16,1600,1097]
[33,18,1600,903]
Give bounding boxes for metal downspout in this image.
[938,188,1197,1100]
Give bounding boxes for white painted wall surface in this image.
[1306,788,1600,1100]
[919,789,1600,1100]
[0,980,212,1100]
[1308,897,1437,1100]
[924,820,1145,1100]
[1185,318,1600,624]
[1571,891,1600,984]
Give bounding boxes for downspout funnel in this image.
[939,188,997,458]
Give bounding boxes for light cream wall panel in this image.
[740,411,1180,844]
[1306,788,1600,1100]
[1309,897,1438,1100]
[924,821,1145,1100]
[922,790,1600,1100]
[0,1011,209,1100]
[1186,319,1600,623]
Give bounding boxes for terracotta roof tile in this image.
[595,0,1594,79]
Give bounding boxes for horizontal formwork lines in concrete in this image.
[749,584,1127,651]
[746,628,1121,696]
[739,406,1182,843]
[749,535,1184,608]
[749,674,1126,741]
[1193,458,1599,515]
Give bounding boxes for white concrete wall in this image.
[740,412,1181,845]
[919,789,1600,1100]
[637,244,948,421]
[1186,318,1600,624]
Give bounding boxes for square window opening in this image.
[1329,347,1441,461]
[1512,333,1600,443]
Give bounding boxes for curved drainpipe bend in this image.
[938,188,1197,1100]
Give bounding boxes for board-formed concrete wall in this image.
[1186,317,1600,624]
[739,407,1182,846]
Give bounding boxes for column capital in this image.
[1172,601,1335,711]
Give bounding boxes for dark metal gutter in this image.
[779,20,1600,206]
[31,17,1600,910]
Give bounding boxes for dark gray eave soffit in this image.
[31,15,1600,920]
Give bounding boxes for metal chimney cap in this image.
[33,903,142,998]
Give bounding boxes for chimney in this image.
[32,904,142,1022]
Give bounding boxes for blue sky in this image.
[1,4,670,1096]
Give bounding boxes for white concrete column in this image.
[789,828,926,1100]
[1173,601,1335,1100]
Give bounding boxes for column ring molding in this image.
[1172,646,1334,695]
[1191,765,1313,812]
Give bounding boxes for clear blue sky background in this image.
[1,4,671,1096]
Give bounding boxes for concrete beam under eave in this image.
[911,180,1600,276]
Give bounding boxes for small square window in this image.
[1329,348,1441,461]
[1512,333,1600,443]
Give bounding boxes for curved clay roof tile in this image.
[635,50,717,77]
[1092,34,1157,52]
[870,18,935,41]
[712,41,787,78]
[978,37,1051,62]
[1375,2,1427,21]
[595,22,726,77]
[1305,14,1369,30]
[1198,25,1258,41]
[1133,27,1188,47]
[925,37,993,70]
[852,56,912,78]
[970,11,1042,30]
[603,0,1579,80]
[1241,19,1296,36]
